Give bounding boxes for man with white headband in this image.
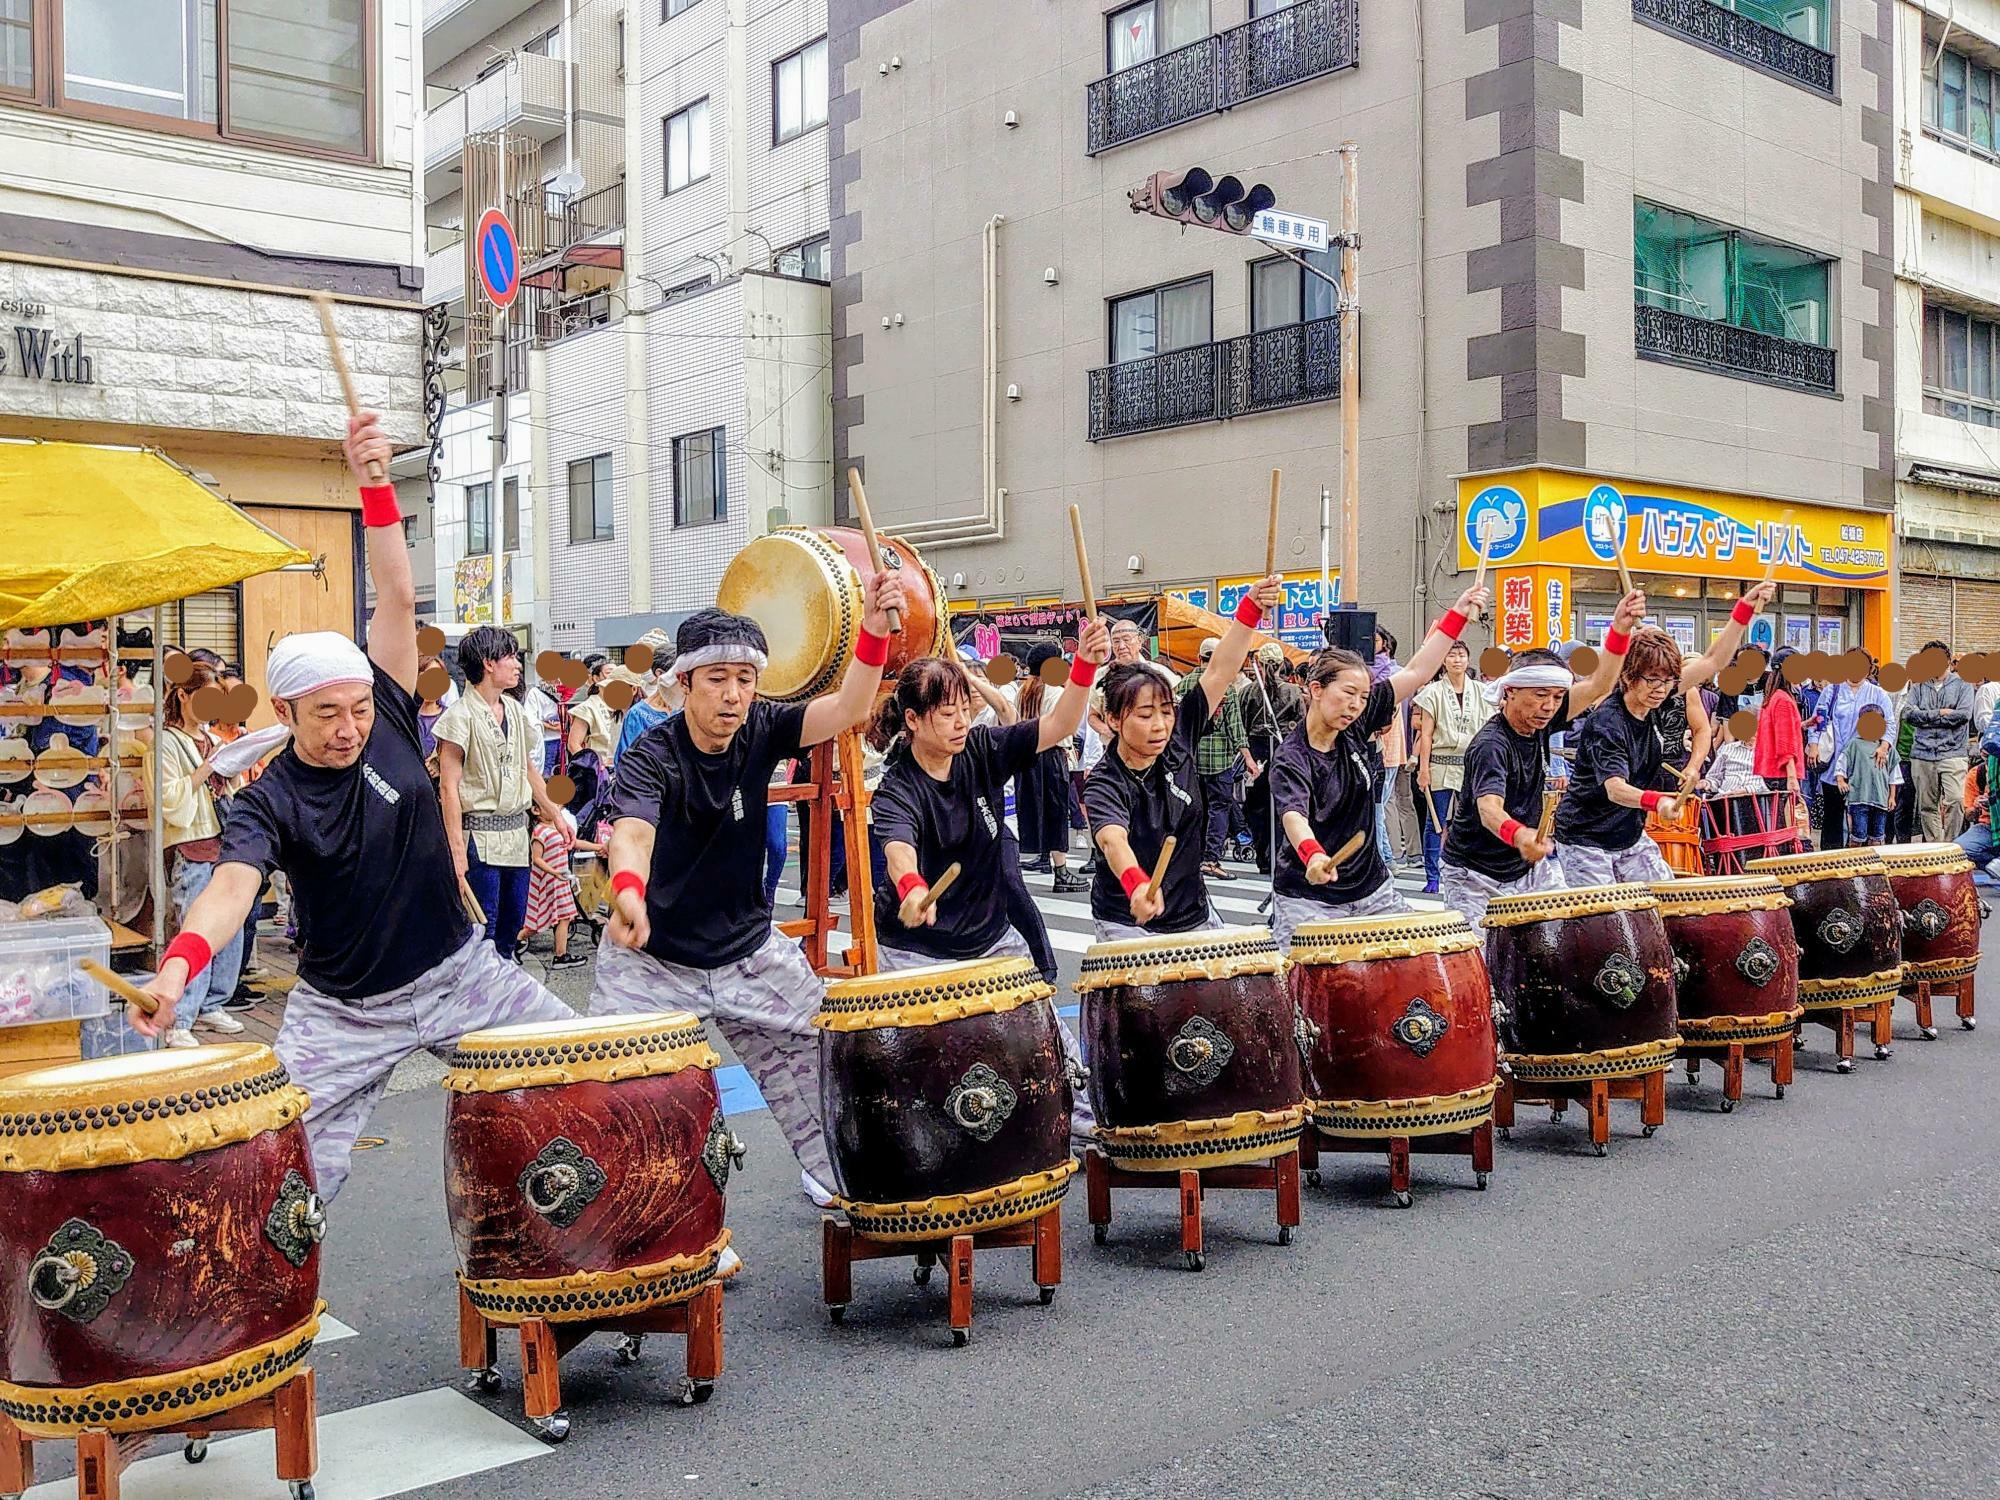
[589,588,906,1207]
[1436,589,1648,932]
[125,413,573,1201]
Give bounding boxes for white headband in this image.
[1486,663,1573,703]
[676,644,768,676]
[267,631,373,702]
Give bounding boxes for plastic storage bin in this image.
[0,915,113,1029]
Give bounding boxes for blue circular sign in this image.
[1581,483,1628,563]
[475,207,520,309]
[1464,486,1527,563]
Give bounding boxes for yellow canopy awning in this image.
[0,441,311,630]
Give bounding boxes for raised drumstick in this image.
[1265,469,1282,580]
[1615,549,1636,603]
[917,862,962,915]
[311,293,385,484]
[1144,835,1177,903]
[1471,512,1498,612]
[846,467,903,634]
[80,958,158,1017]
[1759,507,1797,587]
[1068,505,1099,621]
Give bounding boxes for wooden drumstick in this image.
[1068,505,1099,621]
[1615,549,1636,603]
[1329,829,1370,870]
[917,862,962,915]
[311,293,385,485]
[1422,783,1445,834]
[1759,507,1797,587]
[1144,835,1177,902]
[1265,469,1282,580]
[1536,787,1561,842]
[1471,512,1498,613]
[80,958,158,1017]
[459,877,488,928]
[846,468,903,634]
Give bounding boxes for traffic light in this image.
[1130,167,1278,235]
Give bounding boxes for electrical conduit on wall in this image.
[897,213,1007,546]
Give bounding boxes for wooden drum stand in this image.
[821,1207,1062,1347]
[1495,1063,1669,1157]
[1297,1121,1492,1209]
[1084,1147,1301,1271]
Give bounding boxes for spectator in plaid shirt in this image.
[1177,638,1253,878]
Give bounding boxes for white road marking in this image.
[320,1315,358,1345]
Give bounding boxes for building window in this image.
[1109,276,1212,364]
[1250,250,1336,331]
[467,481,491,556]
[502,475,520,553]
[1923,302,2000,426]
[227,0,368,156]
[568,454,614,541]
[674,428,726,527]
[1,0,30,96]
[60,0,217,123]
[525,24,564,58]
[665,0,696,15]
[772,36,827,144]
[1107,0,1208,72]
[1633,200,1829,345]
[1926,45,1998,156]
[774,234,830,281]
[665,97,711,194]
[1252,0,1301,13]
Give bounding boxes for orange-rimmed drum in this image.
[1644,796,1704,877]
[1878,842,1983,1037]
[1745,850,1901,1070]
[716,526,952,700]
[0,1045,323,1438]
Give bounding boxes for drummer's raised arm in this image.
[1569,589,1646,716]
[347,412,418,695]
[1036,618,1110,752]
[1679,581,1775,692]
[1390,583,1491,701]
[802,568,912,747]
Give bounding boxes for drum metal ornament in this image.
[0,1045,324,1437]
[1286,912,1499,1138]
[442,1012,734,1325]
[1877,842,1982,984]
[1482,884,1680,1084]
[1075,928,1304,1172]
[816,958,1077,1242]
[715,526,953,701]
[1745,850,1903,1011]
[1649,876,1802,1047]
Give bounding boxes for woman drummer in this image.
[1081,575,1281,940]
[1266,584,1490,951]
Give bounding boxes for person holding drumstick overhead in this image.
[1083,574,1282,940]
[1555,582,1777,888]
[1265,583,1492,951]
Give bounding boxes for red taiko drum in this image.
[1878,843,1982,986]
[1745,850,1903,1017]
[443,1012,736,1326]
[1649,876,1801,1049]
[0,1045,323,1436]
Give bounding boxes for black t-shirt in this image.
[221,664,472,1000]
[873,722,1041,961]
[1082,688,1218,932]
[1444,701,1572,882]
[608,698,807,968]
[1271,680,1397,905]
[1556,695,1667,852]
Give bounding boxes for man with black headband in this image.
[589,574,906,1205]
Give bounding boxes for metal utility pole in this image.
[488,126,508,628]
[1338,141,1360,606]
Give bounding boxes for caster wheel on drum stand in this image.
[1184,1250,1206,1273]
[1549,1111,1565,1127]
[466,1366,502,1395]
[184,1439,209,1465]
[1277,1225,1295,1246]
[1392,1191,1413,1210]
[951,1328,971,1348]
[913,1264,933,1286]
[1836,1058,1854,1074]
[1038,1286,1057,1306]
[1305,1169,1322,1189]
[1496,1127,1510,1142]
[1963,1016,1978,1031]
[289,1483,316,1500]
[535,1410,572,1444]
[676,1378,715,1406]
[1775,1084,1786,1100]
[1719,1098,1735,1114]
[614,1334,644,1366]
[1592,1142,1608,1158]
[828,1305,846,1326]
[1875,1045,1894,1061]
[1474,1172,1489,1190]
[1922,1026,1939,1041]
[1091,1223,1108,1246]
[1642,1124,1658,1138]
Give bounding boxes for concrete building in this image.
[830,0,1898,659]
[0,0,426,690]
[1892,0,2000,644]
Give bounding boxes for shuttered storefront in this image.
[1897,573,2000,649]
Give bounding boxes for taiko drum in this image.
[1744,849,1903,1015]
[1877,842,1983,986]
[1648,876,1801,1049]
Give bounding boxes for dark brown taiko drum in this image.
[1483,884,1680,1086]
[1286,912,1498,1141]
[715,525,953,701]
[1075,928,1304,1172]
[816,958,1076,1242]
[1878,843,1983,987]
[0,1045,323,1437]
[1649,876,1802,1050]
[443,1012,737,1326]
[1745,850,1903,1017]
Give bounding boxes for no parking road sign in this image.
[475,207,520,309]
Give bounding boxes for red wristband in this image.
[1119,864,1148,897]
[895,872,927,901]
[1639,791,1665,812]
[1605,627,1631,655]
[1437,609,1468,642]
[1497,818,1526,848]
[855,628,890,668]
[1296,838,1326,863]
[359,484,402,529]
[1069,656,1099,687]
[1731,598,1755,625]
[611,870,646,902]
[162,932,213,982]
[1234,593,1264,627]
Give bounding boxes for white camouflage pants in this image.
[1092,905,1226,944]
[1269,881,1412,953]
[590,930,833,1184]
[1438,853,1569,933]
[1554,836,1674,890]
[275,933,575,1202]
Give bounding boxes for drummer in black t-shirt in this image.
[125,413,576,1204]
[588,583,905,1207]
[1265,583,1490,950]
[1081,575,1281,940]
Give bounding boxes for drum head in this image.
[1075,927,1280,990]
[1648,875,1788,913]
[816,955,1049,1029]
[1745,848,1886,884]
[0,1041,275,1097]
[716,531,858,702]
[444,1011,717,1093]
[1483,882,1658,927]
[459,1011,700,1046]
[1287,910,1478,965]
[1877,842,1976,877]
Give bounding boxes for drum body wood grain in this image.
[1649,877,1801,1048]
[1286,913,1497,1138]
[1076,929,1303,1171]
[443,1013,733,1326]
[1878,843,1982,984]
[1745,850,1902,1012]
[1483,884,1679,1084]
[817,958,1075,1242]
[0,1045,322,1436]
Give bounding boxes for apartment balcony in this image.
[1631,0,1834,97]
[424,0,542,69]
[1084,0,1357,157]
[423,53,571,198]
[1086,315,1341,441]
[1634,302,1837,395]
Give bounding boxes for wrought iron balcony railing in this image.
[1087,315,1341,441]
[1634,302,1837,395]
[1631,0,1835,96]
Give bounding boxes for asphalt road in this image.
[275,911,2000,1500]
